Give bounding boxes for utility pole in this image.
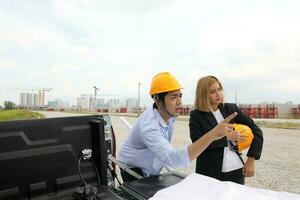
[138,82,141,115]
[93,86,100,109]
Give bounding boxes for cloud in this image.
[1,0,300,107]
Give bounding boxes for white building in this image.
[126,98,138,108]
[77,94,92,109]
[19,92,48,107]
[20,93,34,107]
[95,98,106,108]
[107,99,120,109]
[33,93,39,106]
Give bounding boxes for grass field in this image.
[256,121,300,130]
[0,110,45,121]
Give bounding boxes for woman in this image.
[189,75,263,184]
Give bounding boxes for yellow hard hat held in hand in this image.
[233,124,254,152]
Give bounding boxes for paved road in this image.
[39,111,300,195]
[112,116,300,195]
[38,111,92,118]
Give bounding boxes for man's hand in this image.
[211,112,237,140]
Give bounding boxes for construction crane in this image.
[12,86,53,107]
[91,86,117,109]
[92,86,100,108]
[93,86,100,100]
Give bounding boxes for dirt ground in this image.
[110,116,300,195]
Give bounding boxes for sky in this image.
[1,0,300,107]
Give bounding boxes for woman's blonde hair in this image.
[194,75,223,112]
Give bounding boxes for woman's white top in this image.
[212,109,243,172]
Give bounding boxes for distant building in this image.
[273,102,294,118]
[19,92,47,107]
[20,93,34,107]
[238,102,300,119]
[33,93,39,106]
[95,98,107,108]
[76,94,109,109]
[77,94,92,109]
[48,99,69,108]
[38,91,45,106]
[126,98,138,108]
[20,93,27,106]
[107,99,120,109]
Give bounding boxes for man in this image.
[118,72,238,182]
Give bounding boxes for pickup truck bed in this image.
[0,115,184,200]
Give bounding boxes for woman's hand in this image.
[227,128,249,142]
[243,157,255,177]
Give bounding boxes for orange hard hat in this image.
[149,72,182,95]
[233,123,254,152]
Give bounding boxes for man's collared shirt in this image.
[118,106,190,176]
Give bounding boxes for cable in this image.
[74,149,101,200]
[157,99,174,117]
[78,157,88,192]
[108,162,121,186]
[154,95,175,118]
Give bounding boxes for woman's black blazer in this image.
[189,103,263,180]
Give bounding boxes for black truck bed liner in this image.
[0,115,184,200]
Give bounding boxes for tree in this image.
[4,101,16,110]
